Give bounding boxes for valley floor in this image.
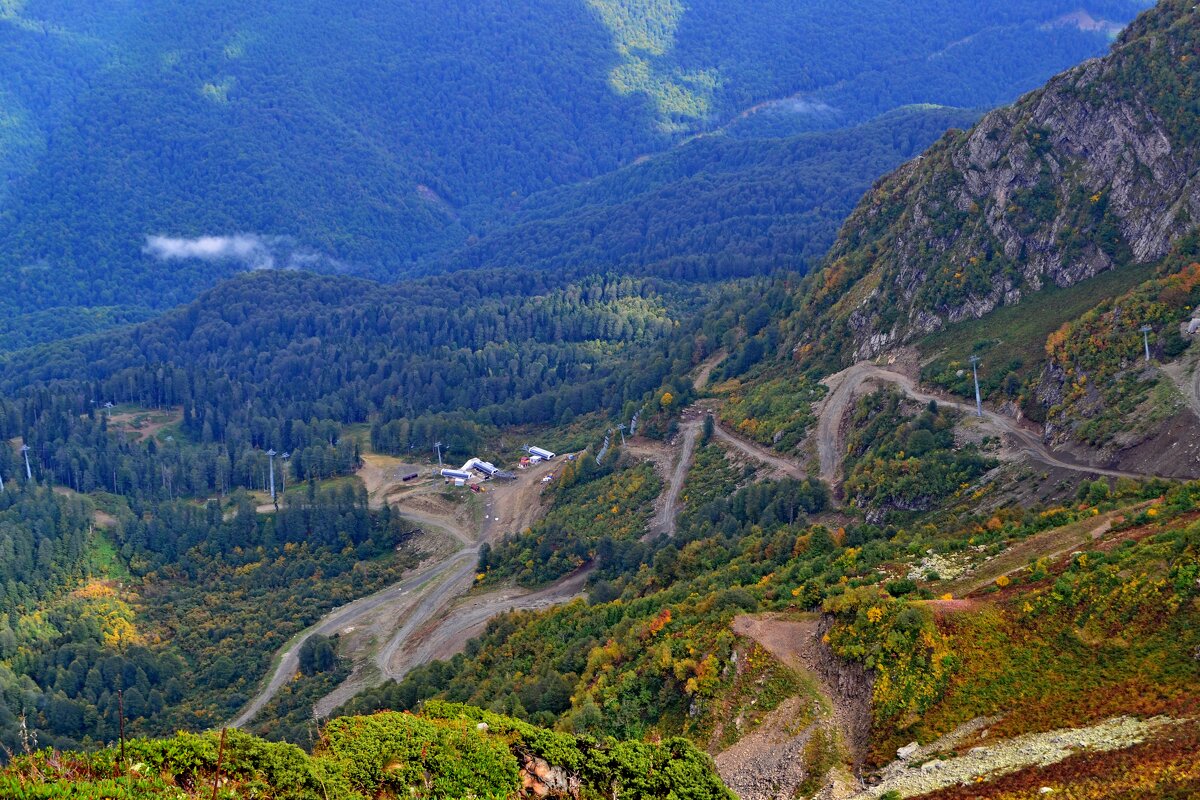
[231,455,571,727]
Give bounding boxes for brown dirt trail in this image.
[816,362,1154,487]
[717,614,872,799]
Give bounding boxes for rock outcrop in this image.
[518,753,582,799]
[796,0,1200,364]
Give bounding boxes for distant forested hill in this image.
[0,0,1147,338]
[428,106,982,279]
[0,269,709,439]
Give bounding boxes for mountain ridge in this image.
[792,0,1199,365]
[0,0,1147,341]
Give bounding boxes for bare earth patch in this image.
[851,716,1184,799]
[721,614,873,798]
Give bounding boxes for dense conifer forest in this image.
[5,2,1200,797]
[0,0,1142,347]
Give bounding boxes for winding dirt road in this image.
[230,457,572,728]
[640,408,806,539]
[311,546,484,717]
[237,358,1139,729]
[229,547,475,729]
[693,350,728,392]
[817,362,1151,487]
[386,568,592,674]
[689,348,807,480]
[709,419,806,480]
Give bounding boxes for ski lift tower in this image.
[280,452,290,496]
[21,444,32,482]
[618,423,627,446]
[434,441,444,469]
[968,355,983,418]
[267,449,277,503]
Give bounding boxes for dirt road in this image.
[942,502,1152,597]
[358,453,424,509]
[1160,349,1200,420]
[634,406,805,539]
[309,547,483,717]
[817,362,1151,487]
[693,350,727,392]
[710,419,805,480]
[229,548,474,728]
[731,614,871,768]
[722,614,870,799]
[231,456,571,728]
[648,418,702,537]
[388,500,477,548]
[391,568,592,671]
[316,543,591,719]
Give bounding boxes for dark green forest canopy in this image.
[426,106,983,279]
[0,269,710,437]
[0,0,1146,334]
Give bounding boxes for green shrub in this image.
[320,712,520,799]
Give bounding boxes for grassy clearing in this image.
[919,263,1157,393]
[943,504,1148,597]
[341,422,373,449]
[251,475,365,505]
[87,528,132,582]
[104,406,183,442]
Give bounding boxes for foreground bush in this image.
[0,703,733,799]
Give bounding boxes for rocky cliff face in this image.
[796,0,1199,364]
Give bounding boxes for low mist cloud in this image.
[145,234,277,269]
[771,97,837,116]
[144,234,346,272]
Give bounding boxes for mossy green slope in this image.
[0,702,732,799]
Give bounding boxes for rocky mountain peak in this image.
[798,0,1200,364]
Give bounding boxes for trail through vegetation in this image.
[725,613,870,798]
[647,415,702,537]
[817,361,1152,487]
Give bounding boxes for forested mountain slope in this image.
[5,3,1200,796]
[0,264,753,754]
[0,269,705,449]
[791,0,1199,366]
[428,107,981,280]
[0,0,1146,339]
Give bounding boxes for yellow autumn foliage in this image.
[70,581,145,648]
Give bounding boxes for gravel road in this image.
[648,418,701,537]
[231,458,567,727]
[817,362,1151,487]
[709,419,805,479]
[229,548,474,728]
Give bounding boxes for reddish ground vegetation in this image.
[913,719,1200,799]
